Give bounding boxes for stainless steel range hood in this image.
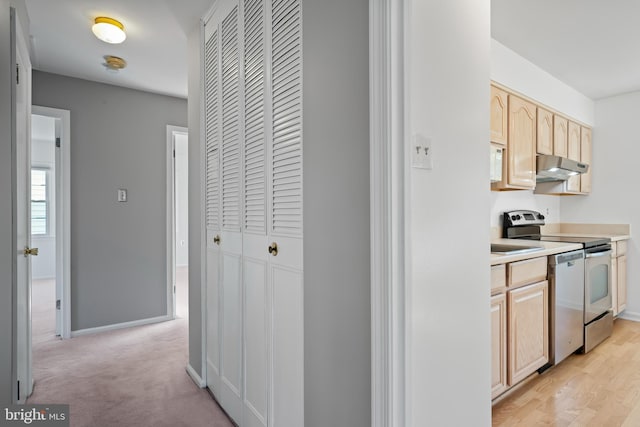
[536,155,589,182]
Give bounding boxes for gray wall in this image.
[32,71,187,331]
[0,0,13,406]
[302,0,371,425]
[187,25,203,376]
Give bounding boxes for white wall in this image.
[175,133,188,267]
[408,1,491,425]
[490,192,560,229]
[31,114,56,279]
[491,39,595,125]
[561,91,639,318]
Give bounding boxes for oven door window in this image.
[589,264,609,303]
[585,257,612,324]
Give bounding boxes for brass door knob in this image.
[213,235,221,245]
[24,247,39,257]
[268,242,278,256]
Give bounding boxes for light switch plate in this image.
[118,189,127,202]
[411,134,433,169]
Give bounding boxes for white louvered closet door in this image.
[241,0,270,426]
[204,17,222,398]
[242,0,303,425]
[267,0,304,426]
[205,0,244,423]
[204,0,303,425]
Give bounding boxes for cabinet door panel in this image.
[580,127,592,194]
[618,255,627,313]
[508,281,549,385]
[491,86,508,145]
[553,115,568,158]
[611,256,618,316]
[507,96,536,189]
[567,121,581,192]
[537,107,553,155]
[491,294,508,399]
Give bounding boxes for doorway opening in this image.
[30,106,71,345]
[167,125,189,319]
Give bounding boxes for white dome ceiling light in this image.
[92,17,126,44]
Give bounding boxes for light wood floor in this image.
[493,318,640,426]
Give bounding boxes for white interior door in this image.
[14,9,33,403]
[268,1,304,424]
[219,3,244,420]
[204,11,223,399]
[205,0,244,423]
[241,0,269,425]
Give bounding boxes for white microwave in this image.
[490,144,503,182]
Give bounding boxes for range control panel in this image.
[503,210,546,227]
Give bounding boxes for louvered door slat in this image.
[271,0,302,236]
[243,0,266,233]
[205,29,221,230]
[221,6,241,231]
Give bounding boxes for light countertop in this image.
[490,239,582,266]
[541,232,630,242]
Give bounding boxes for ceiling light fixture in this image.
[103,55,127,71]
[92,17,126,44]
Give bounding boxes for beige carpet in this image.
[27,268,234,427]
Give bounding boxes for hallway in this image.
[27,268,234,427]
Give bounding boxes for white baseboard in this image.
[618,310,640,322]
[70,315,171,337]
[186,364,206,388]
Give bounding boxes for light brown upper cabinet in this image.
[491,86,508,145]
[566,121,581,193]
[537,107,553,155]
[580,127,592,193]
[506,95,537,189]
[553,115,568,158]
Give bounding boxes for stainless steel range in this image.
[503,210,613,361]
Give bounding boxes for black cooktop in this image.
[539,235,611,249]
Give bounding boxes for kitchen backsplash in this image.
[490,191,560,228]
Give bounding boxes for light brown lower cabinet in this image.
[612,241,628,316]
[618,254,627,313]
[507,280,549,386]
[491,293,508,399]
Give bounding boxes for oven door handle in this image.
[585,250,612,258]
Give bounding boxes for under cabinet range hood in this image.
[536,155,589,182]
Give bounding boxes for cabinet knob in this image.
[213,235,221,245]
[268,242,278,256]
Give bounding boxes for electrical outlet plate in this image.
[118,189,127,202]
[411,134,433,169]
